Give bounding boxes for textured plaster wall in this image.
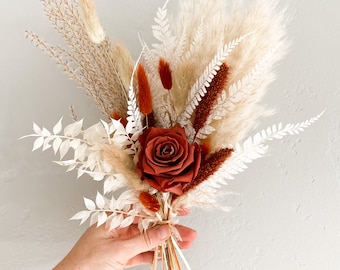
[0,1,339,269]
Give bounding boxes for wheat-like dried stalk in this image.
[28,0,135,119]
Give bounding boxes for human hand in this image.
[53,222,196,270]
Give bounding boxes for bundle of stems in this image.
[152,237,182,270]
[150,194,190,270]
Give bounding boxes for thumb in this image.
[121,225,171,259]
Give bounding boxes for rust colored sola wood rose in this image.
[136,125,201,195]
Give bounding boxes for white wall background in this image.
[1,1,339,269]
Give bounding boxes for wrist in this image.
[53,254,89,270]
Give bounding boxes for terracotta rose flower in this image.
[136,125,201,195]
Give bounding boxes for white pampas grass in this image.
[79,0,106,43]
[209,0,290,149]
[141,0,289,154]
[101,144,148,192]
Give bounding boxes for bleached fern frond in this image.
[177,33,252,125]
[195,91,228,140]
[250,111,325,143]
[152,0,171,42]
[195,125,216,141]
[126,51,144,134]
[184,17,205,60]
[139,38,158,75]
[151,0,176,58]
[175,137,269,208]
[170,29,187,69]
[229,48,278,105]
[219,143,269,182]
[126,87,142,134]
[194,48,279,140]
[180,112,324,208]
[220,111,324,181]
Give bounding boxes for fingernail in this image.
[157,225,171,240]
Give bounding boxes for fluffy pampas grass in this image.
[168,0,290,150]
[79,0,106,44]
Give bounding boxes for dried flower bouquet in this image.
[23,0,323,269]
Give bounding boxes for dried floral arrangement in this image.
[23,0,323,269]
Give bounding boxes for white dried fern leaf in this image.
[178,33,251,125]
[126,87,143,134]
[229,48,278,105]
[251,111,324,142]
[195,92,227,140]
[184,17,205,60]
[218,111,324,184]
[151,0,176,58]
[126,51,144,134]
[139,38,157,75]
[169,29,187,69]
[181,112,324,208]
[195,50,277,140]
[152,0,171,42]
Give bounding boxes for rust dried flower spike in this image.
[137,64,153,118]
[139,192,161,213]
[24,0,323,269]
[159,58,173,90]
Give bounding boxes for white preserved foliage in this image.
[126,49,144,135]
[177,33,252,127]
[195,49,276,141]
[171,29,187,69]
[180,112,325,208]
[184,17,205,60]
[126,86,143,135]
[151,0,176,59]
[23,117,140,193]
[70,190,176,231]
[70,190,157,230]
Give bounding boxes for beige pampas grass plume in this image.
[79,0,106,43]
[102,144,148,191]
